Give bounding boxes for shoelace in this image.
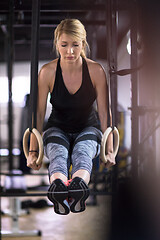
[64,179,72,187]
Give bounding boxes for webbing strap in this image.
[29,0,41,131]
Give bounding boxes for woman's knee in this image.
[72,140,98,160]
[71,146,93,175]
[47,144,69,178]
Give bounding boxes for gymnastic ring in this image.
[100,126,119,163]
[23,128,44,165]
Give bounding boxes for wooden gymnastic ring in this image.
[23,128,44,165]
[100,126,119,163]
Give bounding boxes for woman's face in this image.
[57,33,83,62]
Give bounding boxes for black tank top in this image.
[45,57,100,133]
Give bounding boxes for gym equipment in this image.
[1,1,43,237]
[22,0,44,164]
[1,169,42,237]
[4,169,27,193]
[23,128,44,165]
[100,126,119,163]
[1,198,41,238]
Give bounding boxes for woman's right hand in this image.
[27,152,42,170]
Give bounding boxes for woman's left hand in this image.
[101,151,115,168]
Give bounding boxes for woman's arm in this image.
[89,61,115,168]
[27,64,51,170]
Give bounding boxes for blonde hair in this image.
[54,19,90,58]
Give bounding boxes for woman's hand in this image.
[102,151,115,168]
[27,152,42,170]
[100,151,115,168]
[100,131,116,168]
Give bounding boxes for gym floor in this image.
[1,173,112,240]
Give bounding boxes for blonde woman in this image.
[27,19,115,215]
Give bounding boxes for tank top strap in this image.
[50,58,61,102]
[82,57,94,90]
[55,58,61,83]
[82,57,89,77]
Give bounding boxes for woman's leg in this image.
[50,173,67,184]
[72,169,90,184]
[43,127,70,215]
[69,127,102,213]
[43,127,70,182]
[71,126,102,182]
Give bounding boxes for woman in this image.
[27,19,115,215]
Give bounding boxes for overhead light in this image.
[127,37,131,55]
[0,148,21,156]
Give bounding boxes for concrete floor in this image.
[1,195,112,240]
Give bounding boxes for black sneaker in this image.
[47,179,70,215]
[68,177,90,213]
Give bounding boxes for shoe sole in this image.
[47,180,70,215]
[69,178,90,213]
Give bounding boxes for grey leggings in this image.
[43,126,102,178]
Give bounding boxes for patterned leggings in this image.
[43,126,102,178]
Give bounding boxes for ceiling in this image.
[0,0,131,62]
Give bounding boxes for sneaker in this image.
[68,177,90,213]
[47,179,70,215]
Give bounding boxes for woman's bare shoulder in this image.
[85,58,106,85]
[38,59,58,92]
[40,58,58,75]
